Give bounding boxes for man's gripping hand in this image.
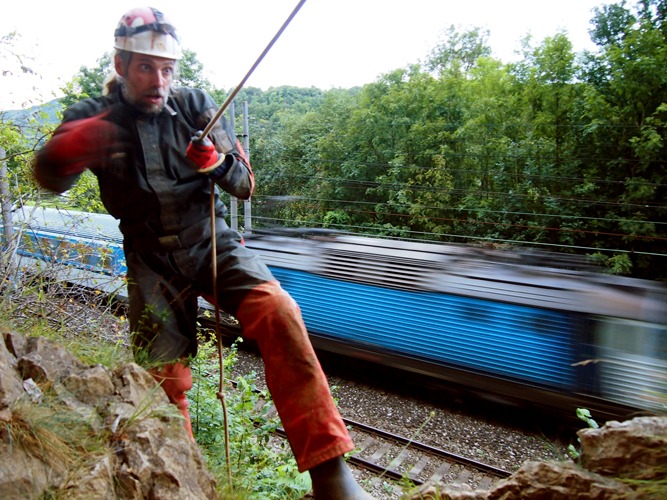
[40,110,130,176]
[186,131,226,174]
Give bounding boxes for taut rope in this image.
[207,0,308,483]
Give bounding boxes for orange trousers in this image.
[235,281,354,472]
[149,362,194,439]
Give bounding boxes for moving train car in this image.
[9,206,127,296]
[245,231,667,421]
[8,207,667,421]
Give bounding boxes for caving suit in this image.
[33,86,354,472]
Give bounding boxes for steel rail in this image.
[266,411,511,486]
[342,417,511,479]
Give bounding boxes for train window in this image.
[594,318,667,411]
[597,318,666,356]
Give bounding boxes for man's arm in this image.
[191,109,255,200]
[34,107,128,193]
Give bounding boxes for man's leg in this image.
[126,250,199,438]
[199,223,374,497]
[236,281,373,498]
[149,361,194,439]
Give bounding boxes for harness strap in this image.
[124,217,227,252]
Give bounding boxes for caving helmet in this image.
[113,7,182,60]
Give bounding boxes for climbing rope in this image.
[207,0,308,483]
[200,0,308,139]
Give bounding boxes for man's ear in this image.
[114,54,125,77]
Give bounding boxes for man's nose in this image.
[151,70,167,87]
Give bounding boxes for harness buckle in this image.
[158,234,181,250]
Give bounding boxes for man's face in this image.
[116,53,176,114]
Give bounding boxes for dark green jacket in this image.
[34,86,253,249]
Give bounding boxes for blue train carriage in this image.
[12,207,127,298]
[246,233,667,420]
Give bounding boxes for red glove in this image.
[41,111,128,176]
[186,131,224,173]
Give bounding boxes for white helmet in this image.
[113,7,182,60]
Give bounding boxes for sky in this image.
[1,0,613,110]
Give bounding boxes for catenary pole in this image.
[228,102,239,231]
[0,147,18,282]
[243,101,252,232]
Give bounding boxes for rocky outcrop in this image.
[0,331,218,499]
[410,415,667,499]
[579,417,667,481]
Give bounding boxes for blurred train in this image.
[7,206,667,422]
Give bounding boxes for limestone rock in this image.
[0,332,24,412]
[579,416,667,480]
[487,461,635,500]
[17,335,86,382]
[0,332,218,499]
[408,416,667,499]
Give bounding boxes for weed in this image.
[567,408,599,461]
[190,335,311,499]
[5,387,108,481]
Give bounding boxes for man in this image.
[34,7,373,499]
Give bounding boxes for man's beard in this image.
[120,82,167,115]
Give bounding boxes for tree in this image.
[426,25,492,76]
[175,49,213,90]
[1,32,57,211]
[60,53,113,108]
[575,0,667,277]
[502,33,582,246]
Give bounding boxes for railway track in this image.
[256,400,511,495]
[343,417,510,489]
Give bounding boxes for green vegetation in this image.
[191,336,311,498]
[567,408,599,461]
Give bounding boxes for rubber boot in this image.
[309,456,375,499]
[149,361,194,440]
